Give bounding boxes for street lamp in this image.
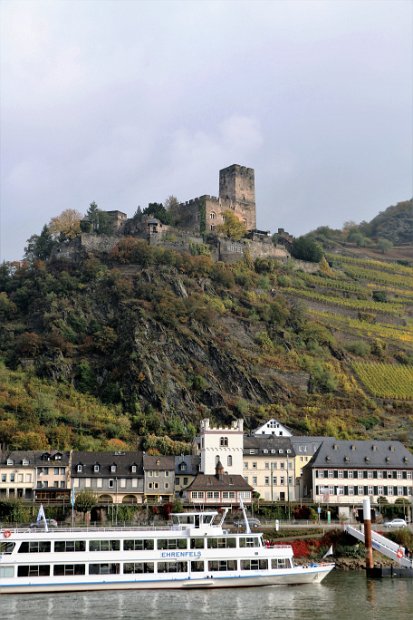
[287,457,291,521]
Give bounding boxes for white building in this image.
[200,418,244,476]
[252,418,292,437]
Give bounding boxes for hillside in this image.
[1,237,413,451]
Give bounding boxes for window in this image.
[253,477,257,485]
[348,471,354,479]
[55,541,86,552]
[109,479,115,488]
[18,541,51,554]
[1,474,6,482]
[94,465,100,473]
[207,537,236,549]
[110,465,117,473]
[124,539,154,551]
[77,465,83,473]
[89,564,120,575]
[54,564,85,576]
[10,474,15,482]
[208,560,237,571]
[220,437,228,447]
[18,565,50,577]
[244,462,248,470]
[239,537,260,548]
[265,477,270,485]
[191,561,204,572]
[158,561,188,573]
[348,486,354,495]
[89,540,120,552]
[54,468,60,475]
[131,465,137,473]
[124,562,154,574]
[227,456,232,467]
[328,470,333,478]
[241,559,268,570]
[252,462,257,469]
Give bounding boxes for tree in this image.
[74,489,98,517]
[142,202,171,225]
[24,225,56,261]
[216,211,247,240]
[377,238,393,254]
[48,209,82,242]
[164,195,180,224]
[291,236,323,262]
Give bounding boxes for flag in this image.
[36,504,48,532]
[322,545,334,559]
[70,486,76,509]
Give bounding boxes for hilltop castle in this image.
[54,165,294,265]
[174,164,256,234]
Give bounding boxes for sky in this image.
[1,0,412,262]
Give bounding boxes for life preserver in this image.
[3,530,11,538]
[396,547,403,559]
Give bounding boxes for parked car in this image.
[233,518,261,528]
[30,518,58,529]
[383,518,407,528]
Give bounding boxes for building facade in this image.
[143,455,175,503]
[302,439,413,516]
[243,436,296,502]
[199,418,244,476]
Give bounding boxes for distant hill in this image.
[361,200,413,245]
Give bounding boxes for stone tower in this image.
[199,418,244,475]
[219,164,255,205]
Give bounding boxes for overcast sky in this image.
[1,0,412,262]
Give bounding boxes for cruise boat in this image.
[0,510,334,594]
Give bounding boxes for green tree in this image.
[25,225,57,261]
[142,202,171,225]
[291,236,323,262]
[74,489,98,517]
[216,211,247,240]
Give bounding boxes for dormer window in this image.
[77,464,83,473]
[351,445,356,451]
[55,454,62,460]
[220,437,228,447]
[22,459,29,466]
[110,465,117,473]
[131,465,137,473]
[94,464,100,473]
[179,463,187,472]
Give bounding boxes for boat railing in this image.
[4,525,179,534]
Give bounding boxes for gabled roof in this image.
[143,455,175,471]
[243,436,295,457]
[175,455,200,475]
[1,450,70,466]
[308,439,413,469]
[72,451,144,476]
[187,473,253,492]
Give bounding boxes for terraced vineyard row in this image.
[339,264,413,289]
[285,287,404,316]
[352,362,413,399]
[297,273,368,295]
[307,309,413,345]
[327,253,413,276]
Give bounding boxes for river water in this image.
[2,572,412,620]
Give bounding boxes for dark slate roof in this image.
[175,455,200,476]
[72,451,143,477]
[1,450,70,466]
[243,436,295,457]
[309,439,413,469]
[289,436,328,456]
[187,473,253,492]
[143,455,175,471]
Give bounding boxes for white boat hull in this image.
[0,564,334,594]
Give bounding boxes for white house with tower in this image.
[199,418,244,476]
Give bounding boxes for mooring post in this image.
[363,497,374,570]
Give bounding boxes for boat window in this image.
[157,561,188,573]
[157,538,187,550]
[208,560,237,571]
[239,537,259,548]
[207,537,236,549]
[0,566,14,578]
[18,541,51,553]
[241,559,268,570]
[190,560,204,572]
[0,542,15,554]
[201,515,213,524]
[89,563,120,575]
[89,540,120,552]
[271,558,287,569]
[190,538,205,549]
[17,565,51,577]
[53,564,85,576]
[124,562,154,574]
[124,539,154,551]
[54,541,86,552]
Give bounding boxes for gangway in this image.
[345,524,412,569]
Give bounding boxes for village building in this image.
[243,436,296,502]
[174,454,200,497]
[302,439,413,518]
[184,461,253,507]
[0,450,70,502]
[198,418,244,476]
[252,418,292,437]
[71,451,144,505]
[143,455,175,504]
